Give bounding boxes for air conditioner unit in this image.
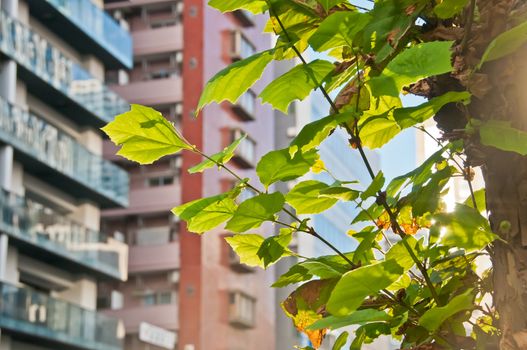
[169,156,182,169]
[230,30,242,59]
[173,103,183,116]
[228,291,256,329]
[175,51,183,64]
[167,271,180,284]
[113,231,125,242]
[175,1,184,15]
[111,290,124,310]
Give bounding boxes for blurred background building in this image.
[0,0,132,349]
[99,1,277,350]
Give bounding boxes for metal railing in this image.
[0,10,130,124]
[46,0,132,68]
[0,97,129,207]
[0,281,124,350]
[0,190,127,279]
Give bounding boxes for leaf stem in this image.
[266,0,442,309]
[267,6,442,307]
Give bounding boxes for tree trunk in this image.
[432,1,527,347]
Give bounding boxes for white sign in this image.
[139,322,177,350]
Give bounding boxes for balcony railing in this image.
[0,10,130,125]
[0,96,129,208]
[230,129,256,168]
[44,0,133,68]
[230,31,256,61]
[0,190,128,280]
[0,281,124,350]
[232,91,256,121]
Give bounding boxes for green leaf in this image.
[393,91,471,129]
[361,0,420,62]
[433,0,469,19]
[286,180,338,214]
[273,264,311,287]
[309,309,391,330]
[317,0,348,11]
[385,236,419,271]
[332,331,349,350]
[419,289,475,331]
[319,186,360,201]
[308,11,370,52]
[189,134,246,173]
[225,192,285,232]
[479,120,527,155]
[256,149,318,188]
[259,60,335,113]
[359,116,401,149]
[198,50,274,111]
[102,104,192,164]
[327,259,404,316]
[208,0,267,13]
[369,41,454,97]
[433,204,497,252]
[479,21,527,67]
[289,113,353,157]
[172,194,237,233]
[257,230,293,268]
[225,234,266,268]
[327,238,416,316]
[282,279,339,348]
[361,171,385,200]
[463,189,486,210]
[272,255,349,288]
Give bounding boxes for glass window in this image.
[135,226,170,246]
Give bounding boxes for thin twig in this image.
[267,1,442,307]
[461,0,477,53]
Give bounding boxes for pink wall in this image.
[110,77,182,106]
[199,7,277,350]
[129,242,180,273]
[133,25,183,56]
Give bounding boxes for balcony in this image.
[0,282,124,350]
[103,183,181,217]
[229,31,256,61]
[228,248,254,274]
[133,25,183,56]
[0,190,128,281]
[110,77,182,106]
[231,91,256,121]
[228,129,256,169]
[233,10,255,28]
[129,242,180,274]
[26,0,132,69]
[0,97,129,208]
[104,304,178,333]
[0,11,130,127]
[228,291,256,329]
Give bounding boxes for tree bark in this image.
[432,0,527,347]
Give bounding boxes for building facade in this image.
[100,1,276,350]
[0,0,132,349]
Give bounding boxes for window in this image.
[141,2,183,28]
[133,52,182,82]
[229,291,256,328]
[231,90,256,121]
[229,31,256,61]
[229,129,256,168]
[140,291,176,306]
[147,176,175,187]
[135,226,171,246]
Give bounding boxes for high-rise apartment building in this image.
[100,2,276,349]
[0,0,132,349]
